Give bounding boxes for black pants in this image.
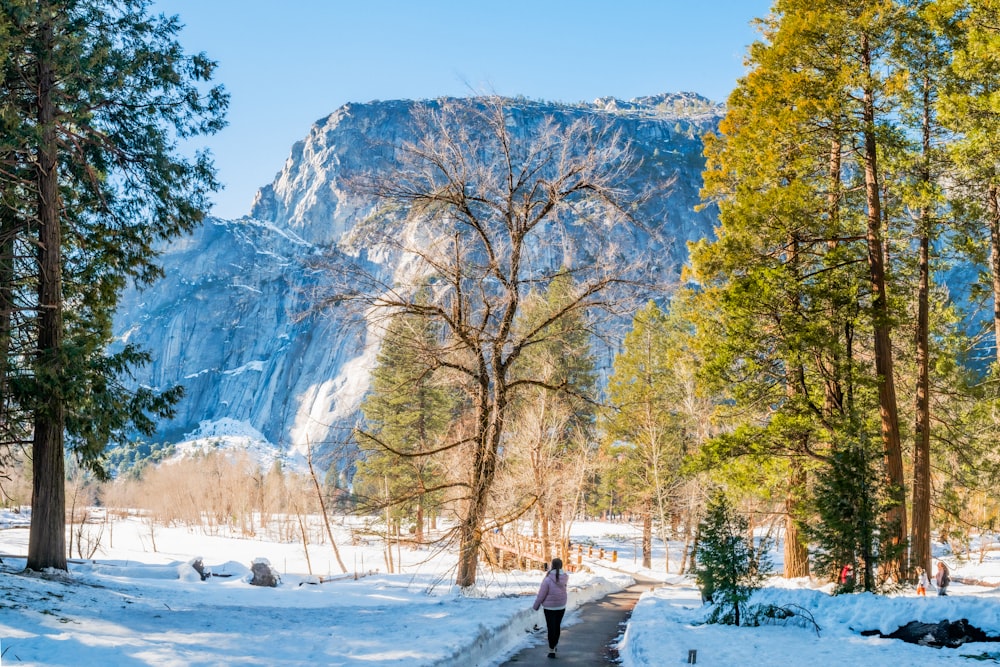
[543,607,565,650]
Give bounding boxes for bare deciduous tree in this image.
[322,96,663,587]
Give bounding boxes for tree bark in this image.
[0,209,14,440]
[861,34,907,580]
[911,74,934,579]
[456,373,502,588]
[989,185,1000,369]
[642,508,652,569]
[784,462,810,578]
[27,9,67,572]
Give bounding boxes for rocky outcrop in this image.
[113,94,725,466]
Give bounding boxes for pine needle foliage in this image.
[694,490,771,626]
[803,433,903,593]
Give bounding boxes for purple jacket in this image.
[533,568,569,610]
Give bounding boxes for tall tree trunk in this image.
[911,73,934,580]
[28,11,67,572]
[0,211,14,436]
[861,35,907,580]
[826,135,846,416]
[784,461,810,578]
[781,224,812,579]
[988,185,1000,369]
[642,506,652,569]
[456,378,501,588]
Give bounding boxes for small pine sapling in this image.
[694,490,771,626]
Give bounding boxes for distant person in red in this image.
[533,558,568,659]
[916,566,929,596]
[839,563,854,585]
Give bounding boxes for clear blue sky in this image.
[157,0,774,220]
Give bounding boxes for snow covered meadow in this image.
[2,509,1000,666]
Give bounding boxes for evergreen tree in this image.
[0,0,227,570]
[509,271,597,558]
[355,309,460,543]
[694,490,771,626]
[804,431,900,593]
[934,0,1000,369]
[691,0,993,582]
[693,0,874,578]
[890,0,955,582]
[604,300,707,570]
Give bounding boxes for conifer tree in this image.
[509,272,597,558]
[889,0,955,581]
[694,490,770,626]
[0,0,227,570]
[804,432,899,593]
[355,310,459,543]
[934,0,1000,369]
[604,300,706,570]
[692,0,973,582]
[694,0,872,578]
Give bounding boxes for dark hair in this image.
[550,558,563,581]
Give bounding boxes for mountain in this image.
[112,93,725,467]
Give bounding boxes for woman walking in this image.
[935,561,951,596]
[533,558,568,659]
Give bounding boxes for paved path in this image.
[501,572,660,666]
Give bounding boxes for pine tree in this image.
[0,0,227,570]
[934,0,1000,369]
[805,432,900,593]
[694,490,771,626]
[604,300,707,570]
[504,272,597,560]
[355,309,460,543]
[693,0,871,578]
[691,0,987,582]
[889,0,955,583]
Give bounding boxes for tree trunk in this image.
[541,505,551,560]
[415,500,424,544]
[784,462,810,578]
[307,443,347,573]
[861,35,906,580]
[781,233,811,580]
[642,508,652,569]
[28,10,67,572]
[911,76,934,579]
[456,380,501,588]
[989,185,1000,369]
[0,217,14,440]
[456,502,485,587]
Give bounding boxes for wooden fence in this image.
[482,533,618,572]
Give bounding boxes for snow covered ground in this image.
[2,509,1000,666]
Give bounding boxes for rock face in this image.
[113,93,724,465]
